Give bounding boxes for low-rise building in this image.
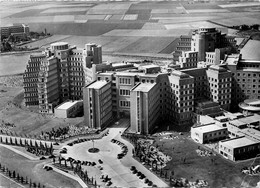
[191,123,228,144]
[239,99,260,115]
[219,136,260,161]
[54,100,83,118]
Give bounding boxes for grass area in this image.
[0,146,82,188]
[0,173,24,188]
[0,85,83,135]
[119,36,175,54]
[8,9,46,18]
[159,38,179,54]
[153,133,259,188]
[182,2,223,10]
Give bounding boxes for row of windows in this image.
[237,73,260,77]
[119,89,130,96]
[120,100,130,107]
[119,78,131,85]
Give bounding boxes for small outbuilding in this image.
[54,100,83,118]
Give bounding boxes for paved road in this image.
[62,119,168,188]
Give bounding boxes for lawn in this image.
[0,173,24,188]
[0,146,82,188]
[153,132,260,188]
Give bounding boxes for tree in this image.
[21,176,24,183]
[15,137,18,145]
[25,176,28,184]
[29,179,32,188]
[30,139,33,147]
[12,171,16,178]
[20,138,23,146]
[0,137,2,143]
[8,171,12,177]
[10,137,13,145]
[38,182,41,188]
[5,137,8,144]
[17,173,20,181]
[35,141,38,148]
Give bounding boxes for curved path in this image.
[61,119,168,188]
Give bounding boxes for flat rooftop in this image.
[198,115,215,125]
[56,101,80,110]
[87,81,108,89]
[193,123,226,133]
[239,114,260,124]
[132,83,156,92]
[229,120,247,128]
[221,137,257,149]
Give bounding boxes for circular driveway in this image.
[61,127,168,187]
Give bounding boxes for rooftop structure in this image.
[240,40,260,60]
[239,99,260,114]
[87,80,108,89]
[193,124,226,133]
[131,83,156,92]
[56,101,80,110]
[220,136,257,149]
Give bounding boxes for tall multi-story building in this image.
[177,51,198,69]
[38,56,59,113]
[23,42,87,113]
[130,82,160,134]
[222,40,260,111]
[83,80,112,129]
[24,54,46,106]
[191,27,236,61]
[205,65,232,111]
[82,43,102,84]
[172,35,192,63]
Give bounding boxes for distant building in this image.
[172,35,192,63]
[55,100,83,118]
[177,51,198,69]
[191,27,236,61]
[1,24,29,39]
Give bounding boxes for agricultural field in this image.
[119,37,176,54]
[1,0,259,60]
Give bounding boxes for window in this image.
[120,101,130,107]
